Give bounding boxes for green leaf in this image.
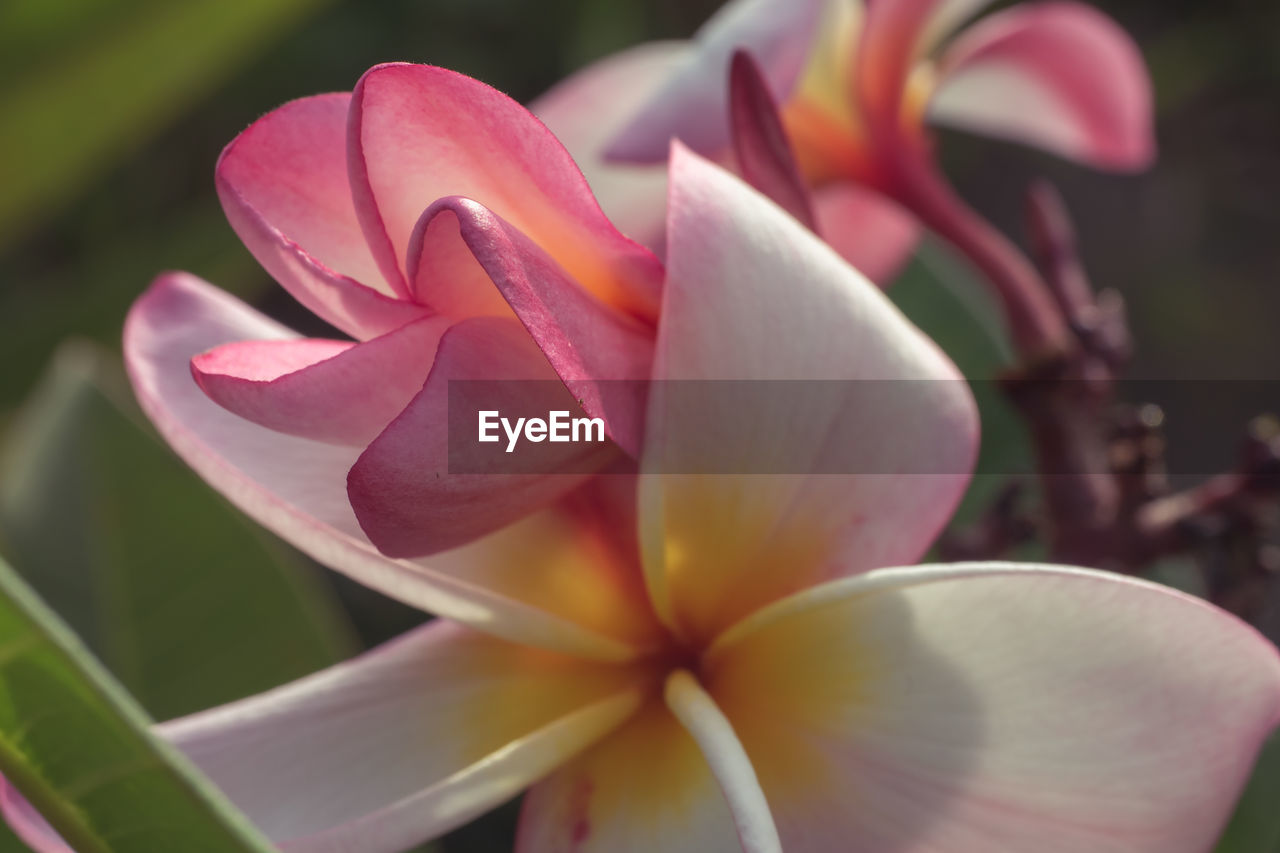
[0,342,355,721]
[890,239,1034,529]
[1216,731,1280,853]
[0,0,333,252]
[0,552,276,853]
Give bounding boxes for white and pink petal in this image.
[158,620,645,852]
[705,563,1280,853]
[639,148,977,643]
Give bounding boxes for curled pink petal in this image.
[218,93,387,291]
[217,93,426,338]
[348,62,663,322]
[408,197,656,456]
[191,316,451,446]
[931,2,1155,170]
[347,316,618,558]
[606,0,829,162]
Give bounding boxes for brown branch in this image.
[944,181,1280,617]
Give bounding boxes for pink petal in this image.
[931,2,1155,170]
[728,50,816,230]
[124,272,647,661]
[347,63,663,322]
[346,315,620,558]
[217,93,426,339]
[0,778,70,853]
[191,316,451,446]
[856,0,938,119]
[516,701,742,852]
[157,620,645,852]
[856,0,995,119]
[638,147,978,644]
[605,0,829,162]
[811,183,920,285]
[532,42,690,253]
[705,563,1280,852]
[408,197,656,456]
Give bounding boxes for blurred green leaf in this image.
[0,0,333,251]
[890,239,1033,529]
[1216,731,1280,853]
[0,342,355,721]
[0,552,275,852]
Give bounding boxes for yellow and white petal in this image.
[427,474,668,654]
[704,563,1280,853]
[158,621,645,853]
[640,147,977,643]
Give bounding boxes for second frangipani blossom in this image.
[541,0,1153,291]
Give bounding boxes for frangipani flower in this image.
[9,148,1279,853]
[540,0,1153,286]
[180,62,669,561]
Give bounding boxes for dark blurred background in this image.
[0,1,1277,850]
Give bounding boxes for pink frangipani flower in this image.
[8,146,1278,853]
[178,62,669,562]
[541,0,1153,288]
